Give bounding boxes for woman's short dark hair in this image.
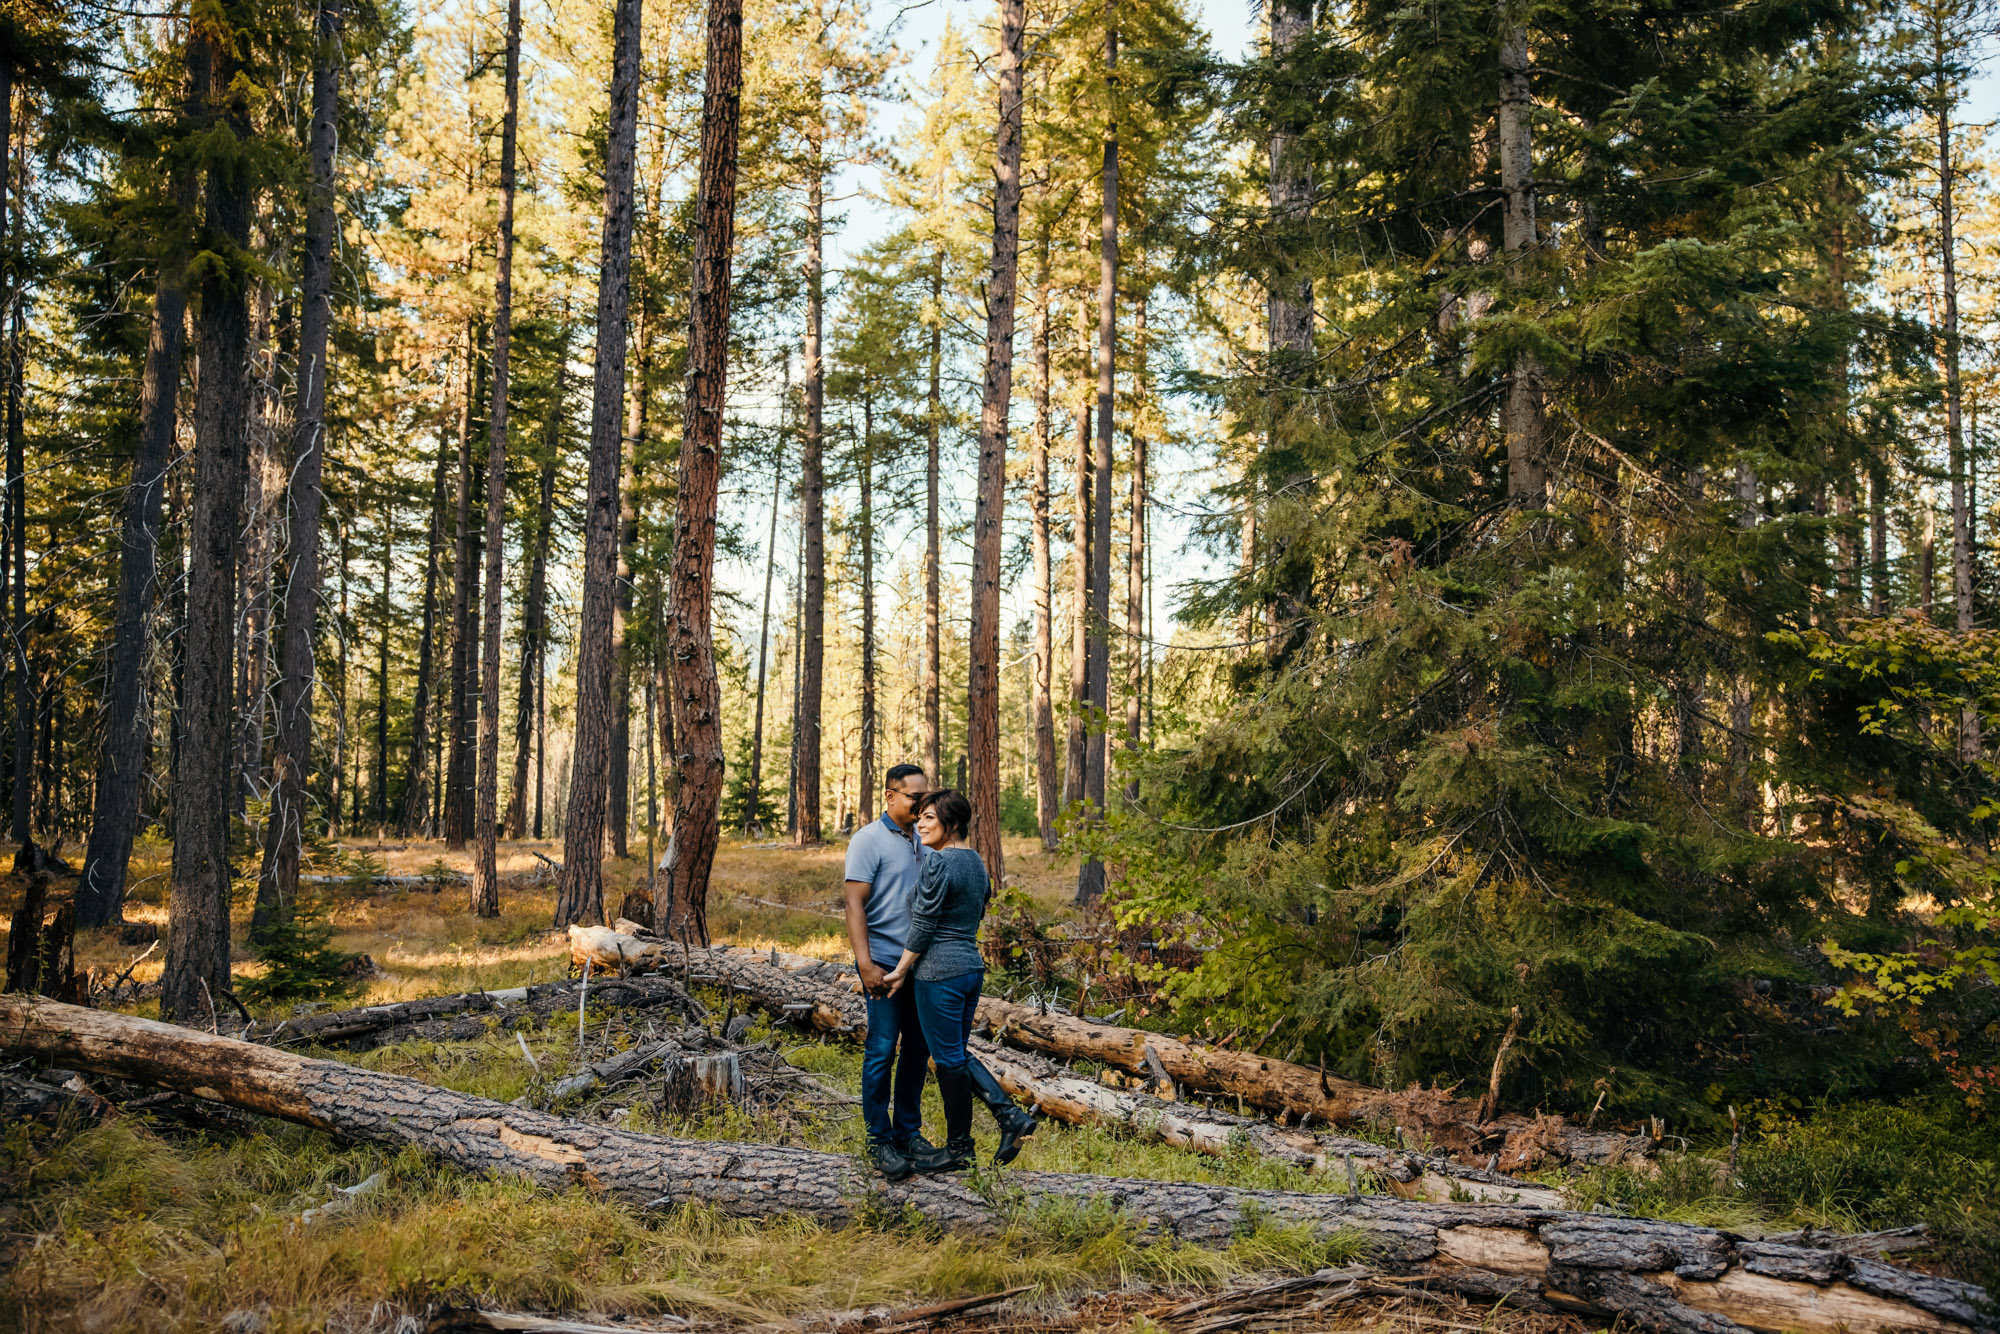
[916,788,972,839]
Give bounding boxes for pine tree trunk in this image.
[508,359,563,841]
[1933,67,1978,760]
[798,30,827,846]
[659,0,744,945]
[1063,300,1091,810]
[1870,467,1888,615]
[924,254,944,785]
[161,23,252,1024]
[399,416,451,836]
[79,164,193,927]
[1030,237,1058,850]
[969,0,1025,885]
[860,396,876,822]
[6,140,27,855]
[556,0,644,927]
[746,417,783,834]
[1124,296,1146,804]
[252,0,341,939]
[1497,19,1545,504]
[610,306,650,863]
[1266,0,1313,367]
[473,0,521,918]
[445,326,478,848]
[1078,28,1117,906]
[373,511,391,826]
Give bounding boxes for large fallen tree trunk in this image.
[580,933,1648,1174]
[1,996,1983,1334]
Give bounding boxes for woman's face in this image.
[914,805,948,848]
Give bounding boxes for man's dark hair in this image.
[885,763,926,788]
[916,788,972,839]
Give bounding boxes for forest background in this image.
[9,0,2000,1234]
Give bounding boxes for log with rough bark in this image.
[1,996,1983,1334]
[579,935,1648,1173]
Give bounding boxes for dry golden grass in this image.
[13,832,1083,1018]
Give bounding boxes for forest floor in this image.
[1,835,1995,1332]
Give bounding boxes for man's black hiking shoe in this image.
[869,1142,914,1181]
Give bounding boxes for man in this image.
[844,763,932,1178]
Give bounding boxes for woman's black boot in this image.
[967,1057,1038,1165]
[911,1068,976,1172]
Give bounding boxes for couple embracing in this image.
[843,764,1039,1180]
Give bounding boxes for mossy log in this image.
[2,995,1984,1334]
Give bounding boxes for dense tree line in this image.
[5,0,2000,1113]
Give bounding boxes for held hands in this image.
[858,960,890,997]
[881,961,912,996]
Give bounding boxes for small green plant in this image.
[239,895,365,1008]
[420,857,457,895]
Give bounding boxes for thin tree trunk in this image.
[969,0,1025,886]
[1077,26,1117,906]
[797,10,826,847]
[556,0,644,927]
[1124,295,1145,804]
[6,129,27,855]
[252,0,340,938]
[509,343,564,839]
[746,399,783,834]
[374,509,390,827]
[1266,0,1313,369]
[610,304,650,863]
[923,253,943,784]
[859,395,876,822]
[1871,466,1888,615]
[1030,236,1057,850]
[659,0,745,945]
[1932,65,1978,760]
[329,517,346,835]
[445,324,478,848]
[1063,299,1091,810]
[79,165,194,926]
[1498,18,1545,504]
[788,532,803,836]
[473,0,521,917]
[161,23,252,1024]
[399,420,451,836]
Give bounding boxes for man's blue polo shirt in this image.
[845,812,928,967]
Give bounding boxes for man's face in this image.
[884,775,927,829]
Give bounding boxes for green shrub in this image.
[239,896,365,1007]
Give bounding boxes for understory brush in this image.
[1562,1098,2000,1290]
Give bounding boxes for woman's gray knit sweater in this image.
[904,846,989,981]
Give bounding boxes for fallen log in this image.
[1,996,1982,1334]
[256,975,706,1049]
[579,934,1643,1177]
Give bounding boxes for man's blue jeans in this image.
[862,985,928,1147]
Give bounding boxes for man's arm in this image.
[843,879,888,995]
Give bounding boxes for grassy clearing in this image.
[5,835,1997,1328]
[0,1112,1359,1334]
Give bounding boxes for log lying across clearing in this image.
[2,996,1983,1334]
[575,931,1646,1175]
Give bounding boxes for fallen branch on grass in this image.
[1,996,1982,1334]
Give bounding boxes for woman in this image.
[881,789,1038,1171]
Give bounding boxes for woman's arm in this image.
[902,854,949,957]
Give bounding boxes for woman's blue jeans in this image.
[913,968,983,1073]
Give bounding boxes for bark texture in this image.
[659,0,744,946]
[797,20,826,848]
[4,995,1984,1334]
[474,0,522,918]
[968,0,1026,887]
[79,169,193,926]
[1077,24,1118,905]
[1029,242,1058,850]
[161,23,253,1023]
[1497,19,1545,504]
[557,0,644,927]
[253,0,342,939]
